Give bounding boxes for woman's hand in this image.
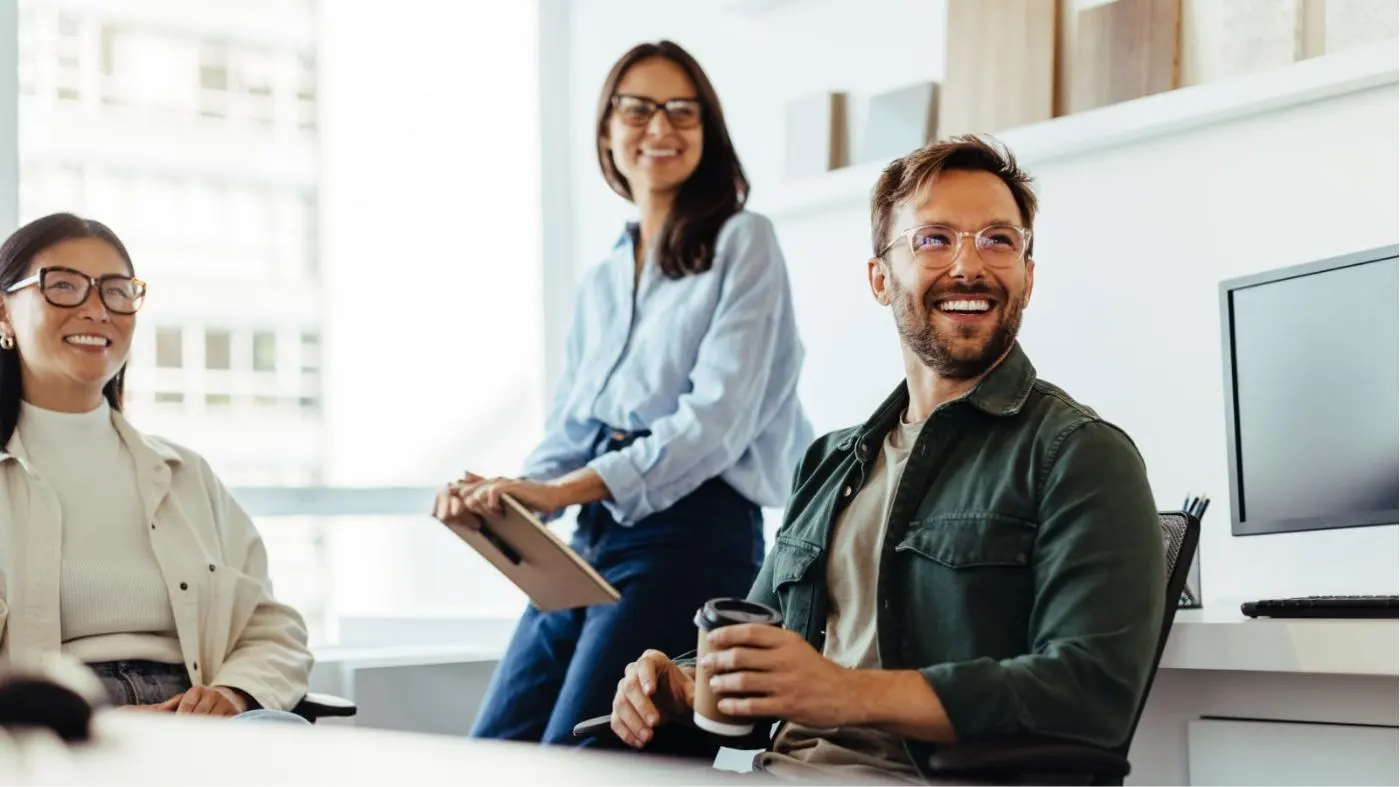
[433,472,488,528]
[129,686,248,716]
[434,468,610,523]
[461,477,569,517]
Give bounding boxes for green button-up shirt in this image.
[747,342,1165,777]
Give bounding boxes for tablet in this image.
[439,494,620,612]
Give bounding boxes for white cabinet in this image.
[1187,719,1398,786]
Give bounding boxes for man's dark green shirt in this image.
[746,342,1165,776]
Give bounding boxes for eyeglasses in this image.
[610,94,703,130]
[878,223,1032,269]
[4,266,147,315]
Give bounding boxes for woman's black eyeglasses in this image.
[610,94,703,129]
[4,266,147,315]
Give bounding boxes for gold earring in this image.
[0,334,13,351]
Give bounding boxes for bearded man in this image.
[606,136,1165,785]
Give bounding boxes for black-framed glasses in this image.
[878,223,1032,270]
[610,94,703,130]
[4,266,147,315]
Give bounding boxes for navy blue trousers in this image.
[469,476,764,744]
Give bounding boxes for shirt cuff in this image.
[587,450,651,524]
[919,659,1018,741]
[210,676,279,713]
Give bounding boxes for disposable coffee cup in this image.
[692,598,783,736]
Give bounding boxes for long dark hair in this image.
[0,213,135,450]
[595,41,750,279]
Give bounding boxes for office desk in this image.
[0,711,759,786]
[1130,606,1399,785]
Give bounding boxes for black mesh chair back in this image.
[1112,510,1200,758]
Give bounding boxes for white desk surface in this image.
[0,712,763,786]
[307,606,1399,679]
[1161,604,1399,676]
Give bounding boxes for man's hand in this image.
[610,650,696,749]
[163,686,247,717]
[703,624,859,729]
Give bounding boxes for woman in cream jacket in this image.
[0,213,311,719]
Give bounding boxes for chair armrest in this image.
[291,692,358,721]
[926,737,1129,783]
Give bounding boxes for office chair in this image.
[573,510,1200,786]
[291,692,358,723]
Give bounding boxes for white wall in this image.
[550,2,1400,605]
[1014,85,1399,604]
[773,82,1400,605]
[771,84,1400,606]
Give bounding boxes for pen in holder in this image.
[1177,493,1208,609]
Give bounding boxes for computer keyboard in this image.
[1241,595,1399,619]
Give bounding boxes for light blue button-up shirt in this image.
[522,210,813,525]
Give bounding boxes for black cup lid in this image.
[694,598,783,631]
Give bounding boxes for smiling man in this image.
[608,137,1166,784]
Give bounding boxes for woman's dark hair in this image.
[595,40,750,279]
[0,213,135,450]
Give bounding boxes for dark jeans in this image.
[470,474,764,744]
[89,660,192,706]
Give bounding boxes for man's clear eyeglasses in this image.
[610,94,703,130]
[878,224,1032,269]
[4,266,147,315]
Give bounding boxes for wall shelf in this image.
[752,41,1399,220]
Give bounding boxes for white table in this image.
[0,711,760,786]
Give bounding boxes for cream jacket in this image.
[0,408,312,711]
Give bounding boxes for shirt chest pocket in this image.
[894,513,1037,620]
[769,536,823,636]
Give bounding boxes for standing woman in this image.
[434,40,812,744]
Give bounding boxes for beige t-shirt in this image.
[756,415,925,784]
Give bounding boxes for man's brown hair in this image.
[869,135,1037,258]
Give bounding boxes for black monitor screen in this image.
[1223,250,1399,536]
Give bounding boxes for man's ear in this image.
[868,257,892,306]
[1023,257,1035,308]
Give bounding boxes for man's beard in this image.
[892,278,1024,380]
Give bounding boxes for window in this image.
[295,53,317,132]
[199,44,229,92]
[299,331,320,373]
[253,331,277,372]
[301,195,319,278]
[13,1,543,651]
[155,327,183,368]
[16,9,37,96]
[204,329,231,370]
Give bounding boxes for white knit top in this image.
[17,400,182,664]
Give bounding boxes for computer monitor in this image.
[1220,245,1399,537]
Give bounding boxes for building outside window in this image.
[11,0,546,648]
